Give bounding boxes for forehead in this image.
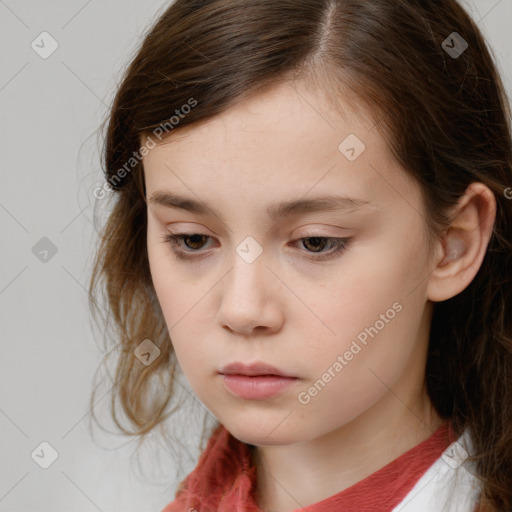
[141,79,418,220]
[145,79,376,161]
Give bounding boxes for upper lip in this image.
[219,362,296,378]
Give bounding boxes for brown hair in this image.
[88,0,512,508]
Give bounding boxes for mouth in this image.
[219,362,299,400]
[219,361,296,378]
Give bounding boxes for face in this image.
[143,79,435,447]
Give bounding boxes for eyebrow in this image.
[149,191,375,221]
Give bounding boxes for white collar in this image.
[392,430,481,512]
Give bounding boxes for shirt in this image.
[161,420,483,512]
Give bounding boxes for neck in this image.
[253,387,443,512]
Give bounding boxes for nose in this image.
[216,252,283,336]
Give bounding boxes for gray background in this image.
[0,1,510,511]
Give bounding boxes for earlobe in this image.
[426,183,496,303]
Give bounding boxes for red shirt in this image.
[162,420,480,512]
[285,420,455,511]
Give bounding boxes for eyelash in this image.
[160,232,353,262]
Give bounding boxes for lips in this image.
[219,361,296,378]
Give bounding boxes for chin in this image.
[223,416,305,447]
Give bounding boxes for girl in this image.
[88,0,512,511]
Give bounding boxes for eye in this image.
[291,234,353,261]
[161,233,213,260]
[161,232,353,261]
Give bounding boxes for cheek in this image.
[311,241,417,348]
[147,219,204,318]
[147,225,195,346]
[291,304,419,444]
[149,270,215,388]
[146,222,221,385]
[291,237,427,428]
[292,365,388,443]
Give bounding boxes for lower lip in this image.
[221,374,298,400]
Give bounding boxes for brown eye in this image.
[292,235,353,261]
[180,234,209,250]
[161,232,214,260]
[161,232,353,263]
[301,237,329,253]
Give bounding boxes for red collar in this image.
[287,420,455,511]
[163,420,457,512]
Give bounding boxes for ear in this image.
[426,182,496,302]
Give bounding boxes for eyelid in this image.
[161,231,353,262]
